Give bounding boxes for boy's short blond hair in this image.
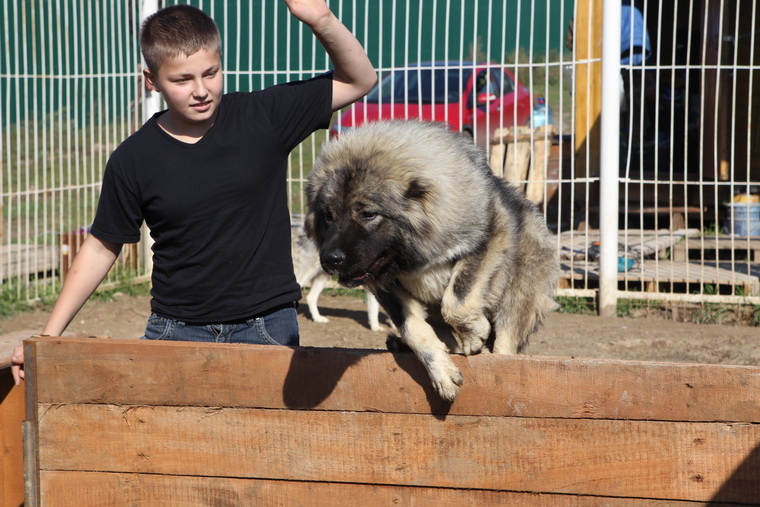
[140,5,222,74]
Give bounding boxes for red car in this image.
[331,62,533,151]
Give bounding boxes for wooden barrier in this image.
[1,369,25,507]
[23,337,760,505]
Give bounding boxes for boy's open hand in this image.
[11,344,24,385]
[283,0,332,30]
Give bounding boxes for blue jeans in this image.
[141,305,299,346]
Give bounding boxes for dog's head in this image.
[305,120,495,288]
[304,123,439,287]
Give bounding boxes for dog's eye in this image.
[360,211,378,222]
[323,211,334,223]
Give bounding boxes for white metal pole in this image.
[598,0,621,316]
[140,1,161,123]
[139,0,159,275]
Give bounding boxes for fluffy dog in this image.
[305,120,559,401]
[294,228,381,331]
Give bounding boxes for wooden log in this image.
[503,126,533,190]
[488,127,509,178]
[526,125,555,203]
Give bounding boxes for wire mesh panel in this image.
[1,0,758,309]
[0,1,145,303]
[613,0,760,305]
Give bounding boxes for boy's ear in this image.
[143,68,160,93]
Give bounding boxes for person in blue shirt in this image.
[620,4,652,66]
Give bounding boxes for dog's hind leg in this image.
[491,293,556,354]
[305,272,331,323]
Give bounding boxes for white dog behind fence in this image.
[293,225,381,331]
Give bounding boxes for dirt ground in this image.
[2,289,759,367]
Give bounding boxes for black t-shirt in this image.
[91,73,333,323]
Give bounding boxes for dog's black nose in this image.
[321,250,346,272]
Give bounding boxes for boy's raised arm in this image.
[284,0,377,111]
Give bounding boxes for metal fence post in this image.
[139,0,160,275]
[598,0,621,316]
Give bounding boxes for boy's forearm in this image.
[43,235,122,336]
[285,0,376,110]
[310,13,376,110]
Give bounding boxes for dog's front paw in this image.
[312,315,330,323]
[430,361,464,401]
[445,313,490,356]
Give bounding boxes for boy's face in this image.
[144,48,223,135]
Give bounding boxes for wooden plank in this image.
[489,127,508,178]
[37,471,699,506]
[23,421,38,507]
[0,244,58,281]
[561,259,759,292]
[24,335,41,507]
[525,126,554,203]
[25,338,760,422]
[572,0,602,179]
[36,403,760,502]
[0,331,107,370]
[558,229,699,260]
[0,371,25,507]
[675,235,760,262]
[503,126,532,190]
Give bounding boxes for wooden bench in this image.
[21,337,760,505]
[673,235,760,262]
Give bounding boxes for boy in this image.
[11,0,376,384]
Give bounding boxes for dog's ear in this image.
[404,178,432,202]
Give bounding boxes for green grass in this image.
[0,281,51,318]
[615,298,652,318]
[557,296,595,315]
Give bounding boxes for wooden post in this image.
[573,0,603,227]
[503,126,533,191]
[0,370,25,506]
[526,126,555,203]
[488,128,508,178]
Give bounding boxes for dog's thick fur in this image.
[305,120,559,401]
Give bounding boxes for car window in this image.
[366,67,474,104]
[494,69,514,96]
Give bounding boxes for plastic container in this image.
[723,202,760,236]
[531,97,553,128]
